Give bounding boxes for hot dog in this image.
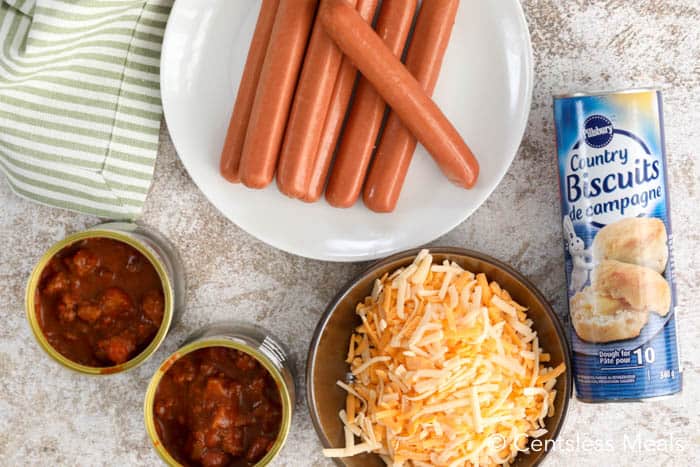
[239,0,318,189]
[276,0,359,199]
[319,0,479,190]
[299,57,357,202]
[302,0,380,203]
[363,0,459,212]
[325,0,417,208]
[219,0,280,183]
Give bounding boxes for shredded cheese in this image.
[324,250,565,466]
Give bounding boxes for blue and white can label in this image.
[553,89,682,401]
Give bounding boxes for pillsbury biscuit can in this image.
[553,88,682,401]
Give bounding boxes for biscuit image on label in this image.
[571,287,649,343]
[571,259,672,343]
[593,259,671,316]
[592,217,668,273]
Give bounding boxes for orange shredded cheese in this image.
[322,250,565,466]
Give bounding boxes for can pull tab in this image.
[260,336,287,369]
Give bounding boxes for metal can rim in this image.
[25,228,175,375]
[553,87,659,99]
[575,388,683,403]
[143,338,293,467]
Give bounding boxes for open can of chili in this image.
[144,323,295,466]
[25,222,185,375]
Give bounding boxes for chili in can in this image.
[25,221,185,375]
[144,322,295,466]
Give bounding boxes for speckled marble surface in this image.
[1,1,699,466]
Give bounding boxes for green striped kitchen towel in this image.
[0,0,172,219]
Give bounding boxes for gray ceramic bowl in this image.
[307,247,572,467]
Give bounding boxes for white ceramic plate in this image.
[161,0,533,262]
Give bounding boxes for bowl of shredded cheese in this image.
[307,248,571,467]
